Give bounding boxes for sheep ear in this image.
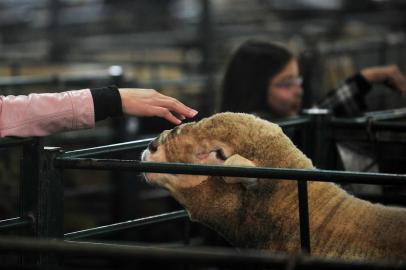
[223,154,258,188]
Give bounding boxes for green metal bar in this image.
[0,137,37,148]
[60,138,153,158]
[0,217,33,231]
[37,147,64,239]
[0,74,57,86]
[297,181,310,254]
[276,115,311,128]
[19,138,42,267]
[319,34,405,56]
[20,138,42,234]
[64,210,187,240]
[60,117,310,160]
[331,108,406,125]
[0,73,111,88]
[363,107,406,121]
[303,109,332,168]
[331,119,406,132]
[0,237,404,269]
[55,158,406,186]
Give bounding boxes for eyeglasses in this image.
[272,76,303,89]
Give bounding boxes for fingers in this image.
[119,88,198,124]
[154,95,198,119]
[150,106,184,125]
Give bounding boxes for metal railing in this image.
[64,210,187,241]
[0,236,404,270]
[0,109,406,269]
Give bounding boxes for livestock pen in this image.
[0,110,406,269]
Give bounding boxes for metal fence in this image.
[0,109,406,269]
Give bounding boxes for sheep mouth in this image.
[140,149,170,186]
[140,150,152,183]
[141,149,149,162]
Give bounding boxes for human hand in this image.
[119,88,198,125]
[361,65,406,95]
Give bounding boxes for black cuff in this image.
[348,72,372,96]
[90,85,123,122]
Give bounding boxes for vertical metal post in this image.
[109,65,131,221]
[36,147,64,268]
[302,109,332,169]
[20,141,63,267]
[299,49,320,108]
[109,66,143,233]
[297,180,310,254]
[21,143,63,268]
[183,219,191,246]
[297,109,331,254]
[109,65,124,88]
[19,138,42,267]
[48,0,64,62]
[400,37,406,72]
[10,62,21,77]
[37,147,64,238]
[199,0,215,116]
[379,38,388,66]
[199,0,212,74]
[20,138,42,235]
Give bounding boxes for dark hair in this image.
[219,40,293,113]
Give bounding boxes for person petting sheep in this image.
[142,112,406,262]
[0,86,198,138]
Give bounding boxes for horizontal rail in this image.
[55,159,406,186]
[331,108,406,125]
[318,33,406,55]
[58,112,402,159]
[61,138,153,158]
[0,137,38,148]
[363,107,406,121]
[64,210,187,240]
[276,116,311,128]
[0,237,404,269]
[138,76,207,89]
[61,117,310,159]
[331,119,406,132]
[0,73,113,87]
[0,217,33,231]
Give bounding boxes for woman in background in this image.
[220,40,406,119]
[219,40,406,177]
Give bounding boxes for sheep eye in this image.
[215,149,227,160]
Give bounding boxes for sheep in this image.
[141,112,406,262]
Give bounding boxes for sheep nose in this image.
[148,139,159,153]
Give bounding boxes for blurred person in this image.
[219,40,406,183]
[0,86,198,138]
[220,40,406,120]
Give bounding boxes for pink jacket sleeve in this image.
[0,89,95,138]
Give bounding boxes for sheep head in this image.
[141,113,314,249]
[142,112,313,190]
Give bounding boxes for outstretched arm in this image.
[0,86,198,138]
